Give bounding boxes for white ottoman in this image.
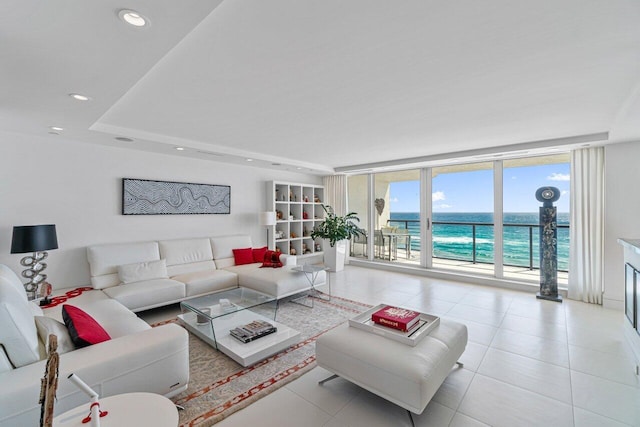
[316,319,467,422]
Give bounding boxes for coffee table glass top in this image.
[292,264,328,273]
[180,287,276,320]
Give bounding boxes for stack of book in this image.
[230,320,277,343]
[371,305,421,332]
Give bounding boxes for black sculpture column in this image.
[535,186,562,303]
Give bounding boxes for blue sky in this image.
[389,163,570,213]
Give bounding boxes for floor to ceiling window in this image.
[431,162,495,275]
[346,153,571,286]
[376,170,420,264]
[502,154,570,284]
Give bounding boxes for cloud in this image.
[547,173,570,181]
[432,191,446,201]
[390,197,399,203]
[436,203,452,209]
[511,176,517,180]
[561,190,569,196]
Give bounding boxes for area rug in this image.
[152,295,371,427]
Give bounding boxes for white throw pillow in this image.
[117,259,168,284]
[34,316,76,355]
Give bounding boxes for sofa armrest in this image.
[280,254,296,266]
[0,324,189,427]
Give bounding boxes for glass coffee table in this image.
[177,287,300,367]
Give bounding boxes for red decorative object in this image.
[232,248,254,265]
[371,305,420,332]
[40,287,94,309]
[303,211,309,219]
[260,250,283,268]
[252,246,268,263]
[62,305,111,347]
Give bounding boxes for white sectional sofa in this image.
[86,235,325,311]
[0,234,322,427]
[0,264,189,427]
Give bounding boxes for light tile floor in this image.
[140,266,640,427]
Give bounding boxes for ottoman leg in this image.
[456,361,464,368]
[318,374,339,385]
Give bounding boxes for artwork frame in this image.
[122,178,230,215]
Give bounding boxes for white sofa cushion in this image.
[34,316,75,354]
[0,279,41,368]
[159,238,216,276]
[103,279,185,312]
[87,241,160,289]
[210,235,253,261]
[223,263,319,299]
[118,259,168,284]
[171,269,238,297]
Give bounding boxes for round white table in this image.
[53,392,178,427]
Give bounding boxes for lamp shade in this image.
[11,224,58,254]
[260,211,277,227]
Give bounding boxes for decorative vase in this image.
[323,239,347,272]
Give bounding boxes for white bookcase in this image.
[266,181,325,258]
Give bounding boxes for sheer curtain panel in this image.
[568,147,604,304]
[323,175,347,216]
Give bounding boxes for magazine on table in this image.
[230,320,277,343]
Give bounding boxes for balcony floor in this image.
[350,246,569,286]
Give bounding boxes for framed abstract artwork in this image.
[122,178,230,215]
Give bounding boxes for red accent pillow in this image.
[62,305,111,348]
[252,246,268,263]
[260,250,283,268]
[233,247,254,265]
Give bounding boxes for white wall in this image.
[603,140,640,309]
[0,132,320,289]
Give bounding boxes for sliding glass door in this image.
[346,154,571,284]
[430,162,495,276]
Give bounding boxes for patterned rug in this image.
[153,295,370,427]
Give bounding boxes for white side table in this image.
[53,392,178,427]
[291,264,330,308]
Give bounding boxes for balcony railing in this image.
[387,219,569,272]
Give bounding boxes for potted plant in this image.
[311,205,365,271]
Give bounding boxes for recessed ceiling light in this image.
[175,147,185,151]
[69,93,90,101]
[118,9,148,27]
[115,137,134,142]
[296,167,303,170]
[49,126,63,131]
[246,158,253,162]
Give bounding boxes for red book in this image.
[371,306,421,332]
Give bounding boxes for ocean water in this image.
[389,212,570,271]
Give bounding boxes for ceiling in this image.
[3,0,640,175]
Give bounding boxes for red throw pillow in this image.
[233,247,254,265]
[252,246,268,263]
[260,250,283,268]
[62,304,111,348]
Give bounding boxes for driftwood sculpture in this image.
[39,334,59,427]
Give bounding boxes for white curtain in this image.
[323,175,348,216]
[568,147,604,304]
